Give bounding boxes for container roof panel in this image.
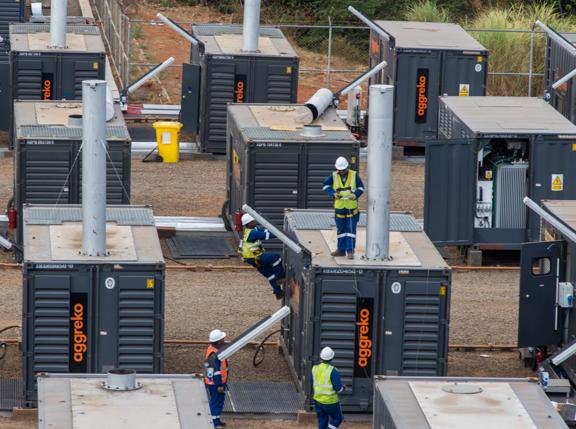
[192,24,297,57]
[374,20,487,51]
[10,24,105,53]
[440,96,576,135]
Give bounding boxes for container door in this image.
[60,57,104,100]
[249,145,299,228]
[96,271,163,373]
[518,241,565,347]
[424,139,476,245]
[13,55,57,100]
[180,63,201,133]
[201,58,250,153]
[528,138,576,241]
[302,143,359,209]
[440,52,487,97]
[394,51,441,141]
[547,38,576,123]
[251,58,298,103]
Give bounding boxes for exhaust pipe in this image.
[50,0,68,48]
[242,0,261,52]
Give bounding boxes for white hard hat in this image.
[241,213,255,226]
[320,346,335,361]
[335,156,349,170]
[209,329,227,343]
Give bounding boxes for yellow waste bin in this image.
[153,121,183,163]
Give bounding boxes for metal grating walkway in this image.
[224,381,302,414]
[167,232,236,259]
[0,379,24,411]
[286,210,422,232]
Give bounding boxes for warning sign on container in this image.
[459,84,470,96]
[551,174,564,191]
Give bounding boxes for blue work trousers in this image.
[207,385,226,427]
[245,252,285,295]
[335,213,359,253]
[315,401,344,429]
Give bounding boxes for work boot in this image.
[331,250,345,257]
[346,251,355,260]
[275,290,285,300]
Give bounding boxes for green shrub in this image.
[404,0,452,22]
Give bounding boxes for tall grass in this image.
[466,3,576,96]
[404,1,452,22]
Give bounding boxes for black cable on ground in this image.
[142,145,160,162]
[252,329,282,367]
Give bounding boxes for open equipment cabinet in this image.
[424,97,576,264]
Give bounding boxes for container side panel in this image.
[252,58,299,104]
[440,52,487,98]
[251,146,299,227]
[394,51,441,142]
[60,56,105,100]
[547,38,576,123]
[13,56,55,100]
[0,0,24,39]
[304,143,359,210]
[0,57,10,131]
[200,58,248,154]
[424,139,475,245]
[528,139,576,241]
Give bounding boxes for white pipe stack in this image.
[242,0,261,52]
[82,80,108,256]
[366,85,394,260]
[50,0,67,48]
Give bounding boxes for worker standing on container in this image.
[312,347,345,429]
[240,213,286,299]
[322,156,364,259]
[204,329,229,429]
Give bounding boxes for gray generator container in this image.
[10,24,105,101]
[38,374,213,429]
[545,32,576,124]
[22,205,165,405]
[226,104,359,236]
[0,0,25,130]
[281,210,451,412]
[369,21,488,145]
[425,96,576,251]
[373,376,567,428]
[12,101,131,244]
[180,24,299,154]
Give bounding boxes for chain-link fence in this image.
[97,1,550,104]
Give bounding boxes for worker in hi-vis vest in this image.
[240,213,286,300]
[322,156,364,259]
[312,347,345,429]
[204,329,229,429]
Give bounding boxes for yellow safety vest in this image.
[241,227,263,259]
[332,170,358,211]
[312,363,339,405]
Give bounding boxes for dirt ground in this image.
[0,152,531,428]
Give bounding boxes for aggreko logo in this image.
[70,303,87,363]
[42,80,52,100]
[356,308,372,367]
[235,80,245,103]
[416,75,428,117]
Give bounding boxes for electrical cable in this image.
[252,329,283,367]
[55,141,84,205]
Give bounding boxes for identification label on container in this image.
[354,297,374,378]
[459,84,470,97]
[551,174,564,191]
[161,131,171,144]
[414,68,429,123]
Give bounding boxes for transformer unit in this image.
[38,373,212,429]
[0,0,25,131]
[9,23,105,101]
[367,20,488,146]
[281,209,451,412]
[22,205,165,405]
[11,100,131,244]
[373,376,567,428]
[179,24,299,154]
[425,96,576,261]
[544,31,576,124]
[225,104,359,238]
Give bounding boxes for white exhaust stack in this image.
[82,80,108,256]
[366,85,394,260]
[50,0,68,48]
[242,0,261,52]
